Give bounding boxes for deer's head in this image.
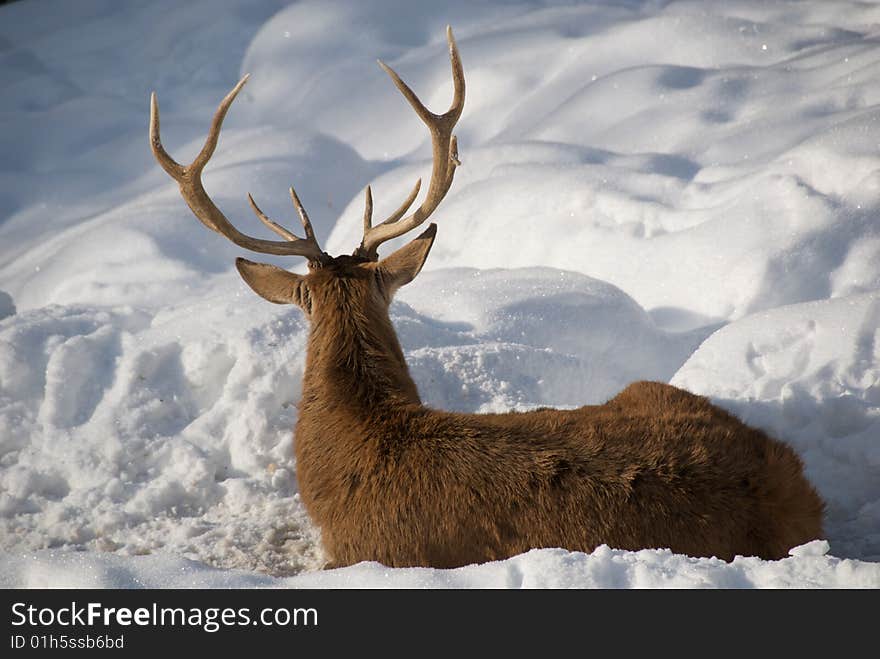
[234,225,436,321]
[149,27,464,320]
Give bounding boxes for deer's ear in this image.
[235,258,308,308]
[376,223,437,296]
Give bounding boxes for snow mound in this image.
[0,293,322,576]
[401,267,704,409]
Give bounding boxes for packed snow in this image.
[1,0,879,588]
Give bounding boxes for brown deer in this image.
[149,27,824,569]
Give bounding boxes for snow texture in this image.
[1,0,879,587]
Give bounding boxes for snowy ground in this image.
[1,0,879,588]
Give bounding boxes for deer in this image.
[149,27,825,569]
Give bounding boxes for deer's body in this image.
[293,257,823,567]
[150,27,825,569]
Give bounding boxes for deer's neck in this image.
[300,304,421,417]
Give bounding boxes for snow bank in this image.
[0,294,322,575]
[1,0,879,587]
[3,541,878,589]
[400,267,704,410]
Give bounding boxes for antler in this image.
[150,76,329,264]
[151,26,464,264]
[354,25,465,260]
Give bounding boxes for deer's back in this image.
[297,381,824,568]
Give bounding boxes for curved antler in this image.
[354,25,465,260]
[150,76,329,264]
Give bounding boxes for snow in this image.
[1,0,879,588]
[3,541,878,589]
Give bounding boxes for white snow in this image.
[1,0,879,588]
[3,541,878,589]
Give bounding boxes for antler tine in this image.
[361,179,422,235]
[354,25,465,260]
[150,76,329,263]
[192,75,250,174]
[149,93,184,179]
[247,193,299,241]
[288,185,319,242]
[363,186,374,234]
[378,179,422,226]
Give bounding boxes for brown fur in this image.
[235,226,826,568]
